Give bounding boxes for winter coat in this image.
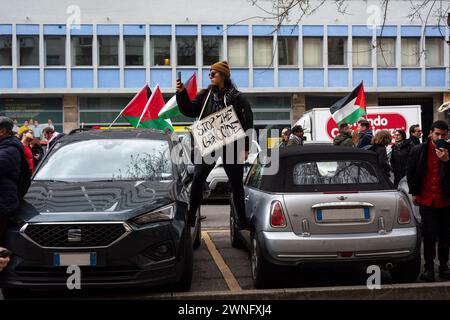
[357,129,373,149]
[373,144,392,178]
[390,140,412,186]
[333,132,355,147]
[0,136,23,217]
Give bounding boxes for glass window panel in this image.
[151,36,171,66]
[278,37,298,66]
[328,37,347,66]
[253,37,273,67]
[352,38,371,67]
[177,36,196,66]
[71,36,92,66]
[401,38,420,67]
[425,38,443,67]
[377,38,396,67]
[18,36,39,66]
[98,36,119,66]
[303,38,322,67]
[202,36,222,66]
[228,37,248,67]
[0,36,12,66]
[45,36,65,66]
[124,36,144,66]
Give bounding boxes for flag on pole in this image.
[137,84,174,131]
[120,84,152,128]
[330,81,366,126]
[158,73,197,119]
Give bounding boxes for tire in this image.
[193,209,201,250]
[250,232,274,289]
[390,253,421,283]
[230,207,244,248]
[174,230,193,292]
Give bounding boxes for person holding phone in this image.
[407,120,450,282]
[175,61,253,229]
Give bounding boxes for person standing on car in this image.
[371,130,392,178]
[287,125,304,147]
[176,61,253,229]
[279,128,291,148]
[409,124,422,146]
[357,119,373,149]
[333,123,355,147]
[391,129,411,187]
[407,120,450,282]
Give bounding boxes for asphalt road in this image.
[0,200,444,299]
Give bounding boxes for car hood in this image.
[20,180,179,222]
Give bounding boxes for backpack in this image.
[17,146,31,199]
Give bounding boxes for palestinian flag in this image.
[330,81,367,126]
[158,73,197,119]
[122,84,152,127]
[137,84,173,132]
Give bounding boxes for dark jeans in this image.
[420,205,450,270]
[189,162,246,222]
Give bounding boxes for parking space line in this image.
[202,231,242,292]
[203,229,230,233]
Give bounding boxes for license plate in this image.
[316,208,370,222]
[53,253,97,267]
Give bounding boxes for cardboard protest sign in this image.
[192,105,246,157]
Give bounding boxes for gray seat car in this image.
[230,145,421,288]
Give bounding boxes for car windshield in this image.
[35,139,173,182]
[292,160,380,185]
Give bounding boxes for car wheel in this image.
[193,208,202,250]
[390,253,421,283]
[250,232,274,289]
[174,230,193,292]
[230,207,244,248]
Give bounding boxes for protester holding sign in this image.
[176,61,253,229]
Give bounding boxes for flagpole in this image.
[108,83,149,128]
[136,84,158,128]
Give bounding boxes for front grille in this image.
[23,223,127,248]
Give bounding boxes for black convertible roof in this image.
[59,128,173,142]
[277,144,377,159]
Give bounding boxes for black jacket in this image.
[407,141,450,198]
[0,136,23,216]
[409,136,421,146]
[357,130,373,148]
[176,88,254,152]
[390,140,412,186]
[374,144,392,178]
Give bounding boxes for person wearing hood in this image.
[357,119,373,149]
[176,61,253,230]
[390,129,412,187]
[333,123,355,147]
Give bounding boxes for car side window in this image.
[247,164,262,188]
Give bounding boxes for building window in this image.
[124,36,144,66]
[228,37,248,67]
[253,37,273,67]
[278,37,298,66]
[45,36,65,66]
[377,37,396,67]
[98,36,119,66]
[303,38,322,67]
[328,37,347,66]
[401,38,420,67]
[71,36,92,66]
[352,38,371,67]
[0,36,12,66]
[202,36,222,66]
[177,36,196,66]
[18,36,39,66]
[425,38,443,67]
[151,36,171,66]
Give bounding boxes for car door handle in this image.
[244,195,250,202]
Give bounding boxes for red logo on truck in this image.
[326,113,408,139]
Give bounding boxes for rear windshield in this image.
[293,161,380,185]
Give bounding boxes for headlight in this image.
[132,204,175,225]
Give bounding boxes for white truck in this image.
[295,105,422,142]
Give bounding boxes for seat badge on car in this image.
[68,229,82,242]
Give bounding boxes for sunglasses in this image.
[209,71,219,79]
